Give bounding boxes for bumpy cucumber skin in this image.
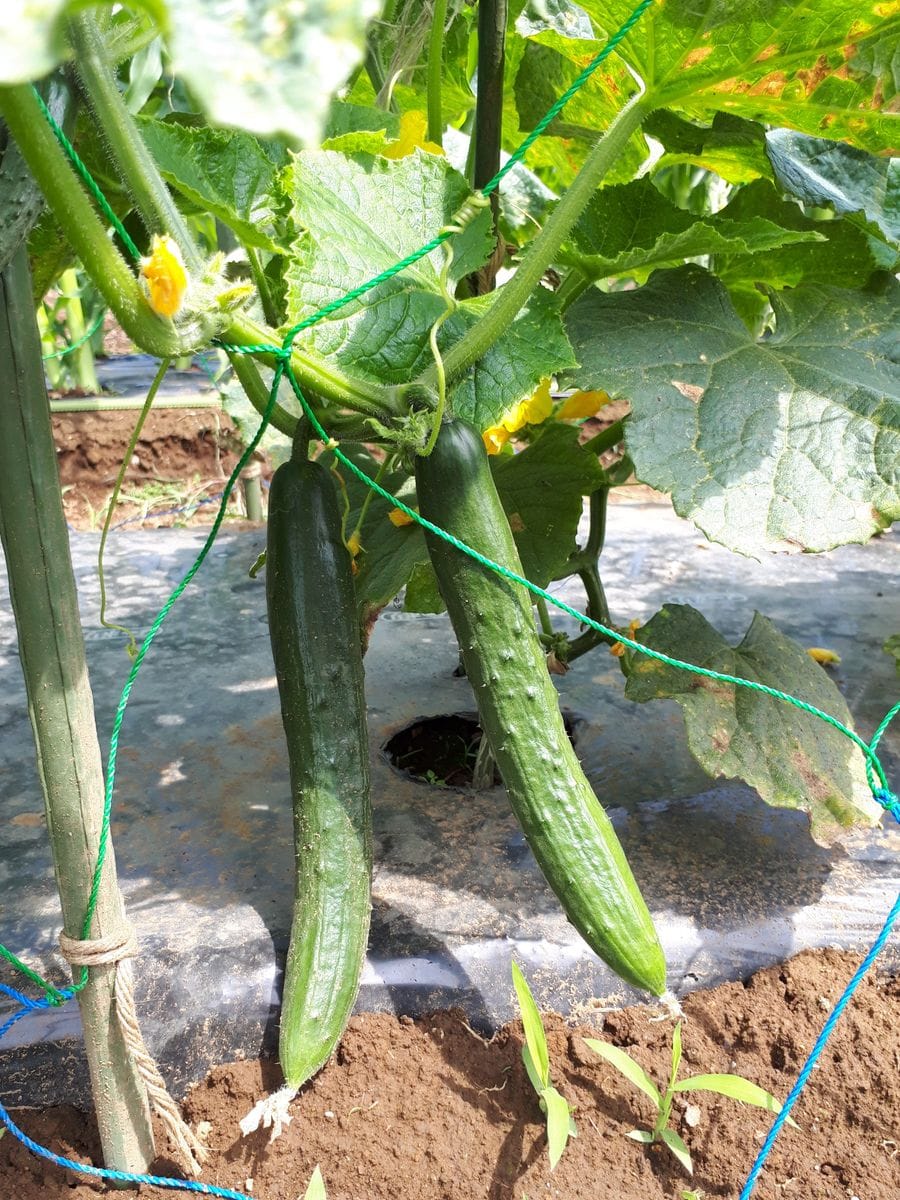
[415,419,666,995]
[266,458,372,1087]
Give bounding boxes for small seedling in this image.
[511,960,576,1169]
[299,1165,326,1200]
[584,1021,796,1176]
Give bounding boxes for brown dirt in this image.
[53,408,260,530]
[3,949,898,1199]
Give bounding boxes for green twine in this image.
[41,305,106,361]
[30,89,141,263]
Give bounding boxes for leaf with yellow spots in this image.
[573,1,899,153]
[140,234,188,318]
[381,111,445,160]
[623,604,880,844]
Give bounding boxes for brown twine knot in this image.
[58,924,208,1177]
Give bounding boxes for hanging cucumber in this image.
[265,448,372,1094]
[415,419,666,995]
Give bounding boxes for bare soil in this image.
[53,407,255,530]
[3,949,898,1200]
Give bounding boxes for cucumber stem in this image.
[68,12,203,271]
[435,93,648,386]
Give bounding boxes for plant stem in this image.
[245,245,280,327]
[98,357,171,656]
[554,267,592,310]
[426,0,448,147]
[0,83,209,356]
[566,564,613,661]
[583,418,625,457]
[0,244,155,1172]
[59,268,100,393]
[536,595,555,638]
[436,92,648,384]
[68,12,202,271]
[584,486,609,560]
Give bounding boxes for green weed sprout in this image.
[300,1165,326,1199]
[584,1021,796,1176]
[511,961,576,1169]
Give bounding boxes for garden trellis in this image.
[0,1,898,1196]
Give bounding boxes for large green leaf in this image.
[716,179,884,294]
[491,424,607,587]
[766,128,900,249]
[449,289,577,431]
[285,149,574,425]
[286,149,492,378]
[564,266,900,556]
[136,118,290,252]
[0,1,377,144]
[644,111,774,186]
[562,177,821,282]
[579,1,899,153]
[623,605,881,843]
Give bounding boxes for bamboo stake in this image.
[0,245,155,1173]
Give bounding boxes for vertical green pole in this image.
[0,245,155,1173]
[58,267,101,394]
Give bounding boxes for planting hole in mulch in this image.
[383,711,579,788]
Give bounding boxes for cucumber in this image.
[415,419,666,995]
[266,453,372,1086]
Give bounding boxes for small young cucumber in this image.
[266,455,372,1087]
[415,419,666,995]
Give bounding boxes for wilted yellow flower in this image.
[610,618,641,658]
[382,111,445,160]
[388,507,415,527]
[346,531,362,557]
[557,389,612,421]
[140,234,188,318]
[808,646,841,665]
[483,425,510,455]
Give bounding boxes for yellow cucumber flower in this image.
[382,111,445,159]
[521,377,553,425]
[557,389,612,421]
[140,234,188,318]
[483,425,510,455]
[610,618,641,658]
[388,507,415,527]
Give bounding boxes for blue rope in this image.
[739,795,900,1198]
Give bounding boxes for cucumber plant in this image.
[0,0,896,1148]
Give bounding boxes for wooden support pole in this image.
[0,245,155,1173]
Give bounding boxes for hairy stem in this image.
[0,83,191,356]
[426,0,449,147]
[69,12,202,271]
[436,93,648,384]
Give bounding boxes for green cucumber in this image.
[415,418,666,995]
[266,453,372,1087]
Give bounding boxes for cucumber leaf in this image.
[286,150,574,427]
[884,634,900,675]
[623,605,882,843]
[578,1,898,153]
[564,266,900,556]
[644,111,773,186]
[136,118,290,252]
[563,177,822,283]
[490,424,607,587]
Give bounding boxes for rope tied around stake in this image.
[57,922,208,1176]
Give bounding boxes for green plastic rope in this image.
[41,305,106,361]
